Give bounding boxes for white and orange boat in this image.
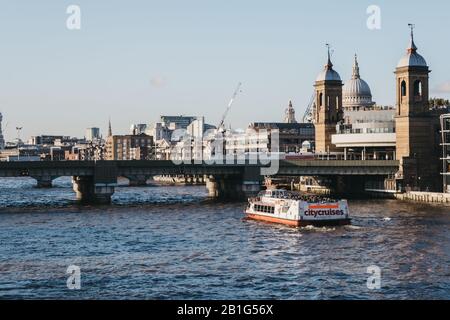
[245,189,351,227]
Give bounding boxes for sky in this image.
[1,0,450,141]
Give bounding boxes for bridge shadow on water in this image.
[0,176,249,214]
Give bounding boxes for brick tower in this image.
[314,45,343,153]
[395,25,440,191]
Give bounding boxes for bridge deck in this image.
[0,160,400,178]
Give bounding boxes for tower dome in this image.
[397,25,427,68]
[342,55,375,110]
[316,46,341,82]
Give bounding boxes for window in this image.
[401,81,407,97]
[319,93,323,106]
[414,80,423,98]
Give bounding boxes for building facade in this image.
[29,135,75,146]
[64,142,106,161]
[441,114,450,193]
[249,122,314,153]
[225,129,271,158]
[85,127,101,142]
[160,116,197,130]
[130,124,147,136]
[333,108,397,160]
[106,134,154,160]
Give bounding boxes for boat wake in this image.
[300,225,337,233]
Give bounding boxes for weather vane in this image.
[408,23,415,36]
[325,43,334,58]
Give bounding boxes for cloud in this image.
[434,82,450,93]
[150,75,167,88]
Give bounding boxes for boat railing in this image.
[257,190,338,204]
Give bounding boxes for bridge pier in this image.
[72,176,115,205]
[33,175,55,188]
[332,176,368,196]
[126,175,150,187]
[206,173,262,200]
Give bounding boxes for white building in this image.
[85,127,101,141]
[0,112,5,150]
[147,122,171,141]
[187,117,205,139]
[130,124,147,136]
[225,129,271,157]
[284,101,297,123]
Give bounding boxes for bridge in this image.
[0,160,400,204]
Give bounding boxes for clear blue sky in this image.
[1,0,449,140]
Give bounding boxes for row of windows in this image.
[116,139,152,144]
[339,127,395,134]
[318,93,340,108]
[254,205,275,214]
[401,80,423,97]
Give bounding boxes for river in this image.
[0,177,448,299]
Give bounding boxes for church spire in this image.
[284,100,297,124]
[408,23,418,53]
[352,54,360,79]
[108,118,112,137]
[325,43,333,69]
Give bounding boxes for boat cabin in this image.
[258,189,290,199]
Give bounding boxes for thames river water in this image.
[0,177,449,300]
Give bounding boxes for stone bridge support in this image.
[206,175,243,199]
[125,175,151,187]
[206,167,263,200]
[72,176,116,204]
[32,175,57,188]
[332,175,369,197]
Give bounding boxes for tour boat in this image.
[245,189,351,227]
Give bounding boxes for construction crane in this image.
[302,92,316,123]
[217,82,242,132]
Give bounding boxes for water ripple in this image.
[0,178,449,299]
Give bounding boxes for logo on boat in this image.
[304,204,345,218]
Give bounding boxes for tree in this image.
[429,97,450,109]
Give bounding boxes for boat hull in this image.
[245,212,351,228]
